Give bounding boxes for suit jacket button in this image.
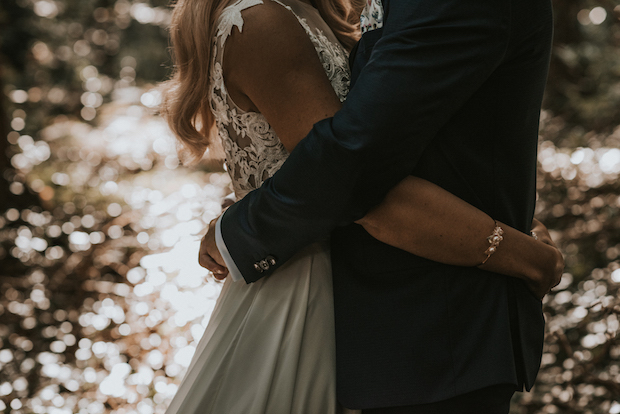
[259,259,270,271]
[266,255,277,266]
[253,263,263,273]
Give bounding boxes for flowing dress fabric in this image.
[165,1,357,413]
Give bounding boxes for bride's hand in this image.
[199,218,229,280]
[527,219,564,299]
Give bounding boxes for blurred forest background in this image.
[0,0,619,413]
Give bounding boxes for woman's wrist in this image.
[478,223,545,280]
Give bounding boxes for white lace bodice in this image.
[209,0,350,199]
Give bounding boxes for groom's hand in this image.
[199,218,229,280]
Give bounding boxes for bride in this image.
[160,0,563,412]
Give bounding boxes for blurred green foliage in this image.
[0,0,619,413]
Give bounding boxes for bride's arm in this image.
[218,3,562,295]
[356,177,563,298]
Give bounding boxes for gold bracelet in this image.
[480,220,504,265]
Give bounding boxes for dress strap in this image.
[216,0,264,47]
[216,0,316,48]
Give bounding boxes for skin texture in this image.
[197,1,563,298]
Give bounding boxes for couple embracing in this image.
[161,0,563,412]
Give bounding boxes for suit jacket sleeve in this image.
[220,0,511,282]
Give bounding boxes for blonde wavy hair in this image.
[160,0,364,163]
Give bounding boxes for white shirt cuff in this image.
[215,214,244,282]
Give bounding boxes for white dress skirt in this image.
[165,243,357,414]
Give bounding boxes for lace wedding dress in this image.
[164,0,358,413]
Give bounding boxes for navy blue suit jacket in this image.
[220,0,553,408]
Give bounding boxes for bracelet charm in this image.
[480,221,504,265]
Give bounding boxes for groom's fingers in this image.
[200,253,229,279]
[199,231,228,278]
[199,252,229,279]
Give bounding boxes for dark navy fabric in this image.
[220,0,553,408]
[362,383,516,414]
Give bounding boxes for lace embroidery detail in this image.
[209,0,350,200]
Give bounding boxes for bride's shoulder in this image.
[218,0,306,42]
[217,0,327,113]
[220,0,319,69]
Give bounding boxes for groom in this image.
[202,0,553,412]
